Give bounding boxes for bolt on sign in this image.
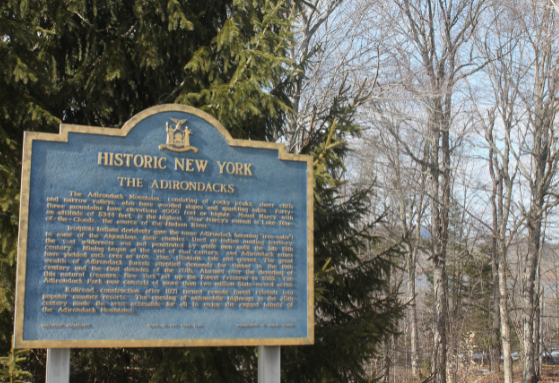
[14,105,314,348]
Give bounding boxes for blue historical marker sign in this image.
[14,105,314,348]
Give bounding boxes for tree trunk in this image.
[499,243,513,383]
[523,215,541,383]
[408,247,419,377]
[522,45,549,380]
[430,108,449,383]
[432,262,447,383]
[384,343,391,382]
[534,263,541,379]
[539,291,544,375]
[490,162,501,373]
[411,143,427,380]
[499,176,514,383]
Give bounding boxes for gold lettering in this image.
[133,155,144,167]
[244,163,252,176]
[186,159,194,172]
[124,154,134,167]
[98,152,109,166]
[144,155,153,168]
[226,162,235,174]
[217,161,226,174]
[118,177,143,188]
[195,160,208,172]
[114,153,124,166]
[175,158,184,171]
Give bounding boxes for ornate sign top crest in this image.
[159,118,199,153]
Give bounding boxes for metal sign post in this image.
[258,346,280,383]
[46,349,70,383]
[45,346,278,383]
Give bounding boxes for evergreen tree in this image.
[1,0,57,357]
[280,83,404,383]
[1,0,403,381]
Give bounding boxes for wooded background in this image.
[2,0,559,382]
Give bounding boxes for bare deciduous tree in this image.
[512,2,559,381]
[284,0,381,153]
[370,0,487,381]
